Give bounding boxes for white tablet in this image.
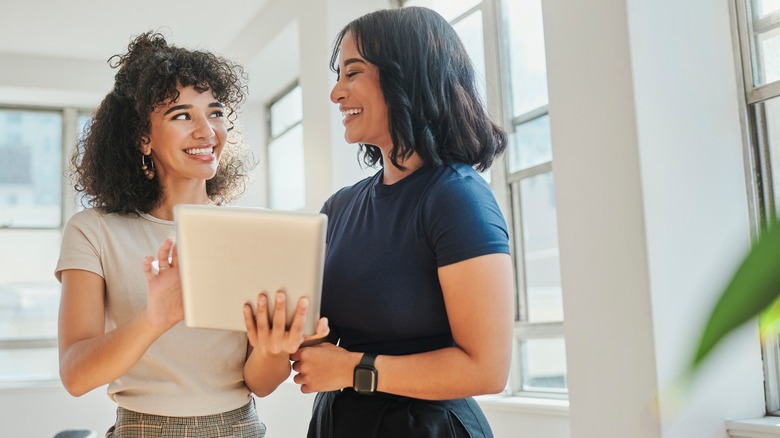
[173,204,327,335]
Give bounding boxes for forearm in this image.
[371,347,509,400]
[243,350,292,397]
[59,309,171,396]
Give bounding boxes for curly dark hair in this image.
[330,7,507,172]
[72,31,254,214]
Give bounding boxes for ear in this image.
[140,137,151,155]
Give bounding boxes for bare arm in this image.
[58,239,183,396]
[292,253,514,400]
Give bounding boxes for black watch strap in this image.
[359,352,377,368]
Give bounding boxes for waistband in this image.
[116,399,255,426]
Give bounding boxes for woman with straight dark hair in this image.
[291,7,514,437]
[56,31,327,437]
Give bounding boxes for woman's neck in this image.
[381,152,424,185]
[147,179,211,221]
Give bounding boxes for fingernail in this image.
[276,292,285,303]
[259,295,266,304]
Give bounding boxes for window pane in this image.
[268,124,305,211]
[519,172,563,323]
[0,348,59,383]
[403,0,480,22]
[757,0,780,16]
[0,110,62,228]
[453,10,487,101]
[520,337,567,392]
[270,85,302,139]
[0,279,60,383]
[759,96,780,216]
[0,283,59,340]
[756,28,780,85]
[504,0,549,116]
[508,115,552,172]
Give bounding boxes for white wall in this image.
[544,0,765,437]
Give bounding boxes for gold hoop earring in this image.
[141,153,155,180]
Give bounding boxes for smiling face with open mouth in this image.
[145,85,227,184]
[330,32,392,151]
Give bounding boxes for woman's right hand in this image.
[141,238,183,330]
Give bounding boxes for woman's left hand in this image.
[243,291,330,357]
[291,342,360,393]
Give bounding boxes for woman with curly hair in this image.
[55,32,324,437]
[290,7,513,438]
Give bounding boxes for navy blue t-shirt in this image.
[320,162,510,356]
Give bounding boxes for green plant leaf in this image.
[692,220,780,369]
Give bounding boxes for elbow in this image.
[482,375,509,395]
[249,381,283,398]
[59,367,90,397]
[474,362,510,396]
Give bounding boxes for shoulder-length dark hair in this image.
[330,6,507,171]
[72,31,253,214]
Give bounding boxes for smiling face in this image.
[330,32,391,150]
[144,85,227,184]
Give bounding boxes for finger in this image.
[170,243,179,268]
[157,238,172,268]
[271,291,287,336]
[291,361,300,372]
[290,350,302,362]
[303,317,330,343]
[243,303,258,347]
[142,256,155,281]
[254,293,270,333]
[286,297,308,345]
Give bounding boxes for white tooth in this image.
[185,147,214,155]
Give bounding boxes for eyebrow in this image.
[163,102,224,116]
[342,58,367,68]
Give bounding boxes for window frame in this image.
[733,0,780,415]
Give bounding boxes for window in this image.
[0,109,62,228]
[401,0,567,397]
[266,83,305,211]
[734,0,780,415]
[0,107,90,383]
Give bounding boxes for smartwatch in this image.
[353,352,378,394]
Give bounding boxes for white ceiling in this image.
[0,0,271,61]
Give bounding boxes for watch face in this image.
[354,367,377,393]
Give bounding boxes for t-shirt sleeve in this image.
[54,209,104,283]
[424,174,511,267]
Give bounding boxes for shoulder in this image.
[66,207,137,225]
[424,163,495,206]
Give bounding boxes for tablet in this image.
[173,204,327,335]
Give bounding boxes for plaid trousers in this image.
[105,400,265,438]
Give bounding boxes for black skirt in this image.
[308,389,493,438]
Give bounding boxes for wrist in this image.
[138,307,176,333]
[352,352,378,394]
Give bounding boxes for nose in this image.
[192,114,216,140]
[330,80,345,104]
